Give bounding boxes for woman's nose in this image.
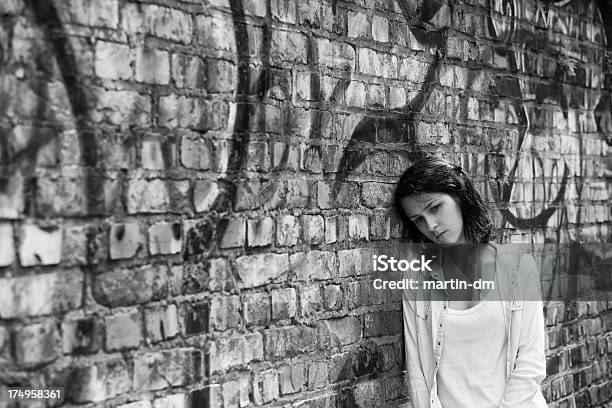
[425,217,438,232]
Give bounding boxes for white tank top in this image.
[437,299,508,408]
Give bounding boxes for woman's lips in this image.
[435,231,446,239]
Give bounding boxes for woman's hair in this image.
[395,156,493,244]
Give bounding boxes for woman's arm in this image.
[499,254,547,408]
[402,287,431,408]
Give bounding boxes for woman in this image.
[395,157,547,408]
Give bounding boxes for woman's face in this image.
[400,192,466,245]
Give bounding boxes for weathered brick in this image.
[193,180,232,213]
[149,222,182,255]
[211,295,241,331]
[14,320,58,367]
[253,369,280,404]
[207,59,236,93]
[117,401,151,408]
[105,309,142,351]
[318,316,361,347]
[243,292,270,326]
[323,285,343,310]
[271,288,297,320]
[353,380,384,408]
[0,224,14,266]
[361,182,395,208]
[348,11,369,39]
[286,179,315,208]
[317,38,356,71]
[0,174,23,219]
[0,270,83,319]
[291,251,336,281]
[276,215,301,246]
[247,217,274,247]
[195,12,235,52]
[61,0,119,28]
[338,249,364,277]
[93,89,151,126]
[246,141,270,172]
[122,3,193,44]
[19,224,62,266]
[68,357,130,403]
[181,135,213,169]
[271,29,307,64]
[372,15,389,42]
[273,142,300,170]
[271,0,297,23]
[133,348,201,391]
[93,264,168,307]
[144,304,179,343]
[280,364,305,395]
[264,326,317,359]
[222,376,250,408]
[181,302,209,335]
[95,41,132,80]
[325,216,338,244]
[317,181,360,209]
[219,218,246,248]
[138,48,170,84]
[348,214,369,240]
[345,80,366,107]
[172,54,206,89]
[301,215,324,245]
[299,285,323,317]
[308,361,328,390]
[127,179,190,214]
[370,213,391,240]
[209,333,263,373]
[153,394,186,408]
[61,317,102,354]
[110,223,143,260]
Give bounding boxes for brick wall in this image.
[0,0,610,407]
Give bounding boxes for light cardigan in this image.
[402,243,548,408]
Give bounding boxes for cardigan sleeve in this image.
[402,285,431,408]
[499,253,547,408]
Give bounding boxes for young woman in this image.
[395,157,547,408]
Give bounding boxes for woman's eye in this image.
[414,217,424,224]
[431,204,440,213]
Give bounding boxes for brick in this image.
[271,30,307,64]
[181,135,213,169]
[291,251,336,281]
[209,333,263,373]
[172,54,206,89]
[110,223,143,260]
[338,249,364,277]
[370,213,391,240]
[243,292,270,326]
[153,394,186,408]
[0,224,14,266]
[247,217,274,247]
[211,295,241,331]
[348,214,369,240]
[0,270,83,319]
[325,216,337,244]
[348,11,369,38]
[318,316,361,347]
[95,41,132,80]
[263,326,317,359]
[271,288,297,320]
[122,4,193,44]
[61,0,119,28]
[271,0,297,23]
[67,357,130,403]
[323,285,343,310]
[253,370,280,404]
[222,376,250,408]
[193,180,232,213]
[105,309,142,351]
[318,181,360,209]
[14,320,58,367]
[181,302,209,335]
[61,317,102,354]
[149,222,182,255]
[196,12,235,52]
[0,174,23,218]
[93,90,150,126]
[141,135,173,170]
[276,215,301,246]
[286,179,315,208]
[136,47,170,84]
[299,286,323,316]
[273,142,300,170]
[415,121,451,144]
[118,401,152,408]
[372,15,389,42]
[144,304,179,342]
[308,361,328,390]
[361,182,395,208]
[246,141,270,172]
[354,380,384,408]
[127,179,190,214]
[345,80,366,107]
[317,38,355,71]
[300,215,324,245]
[207,59,236,93]
[19,224,62,266]
[133,348,201,391]
[93,264,168,307]
[219,218,246,248]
